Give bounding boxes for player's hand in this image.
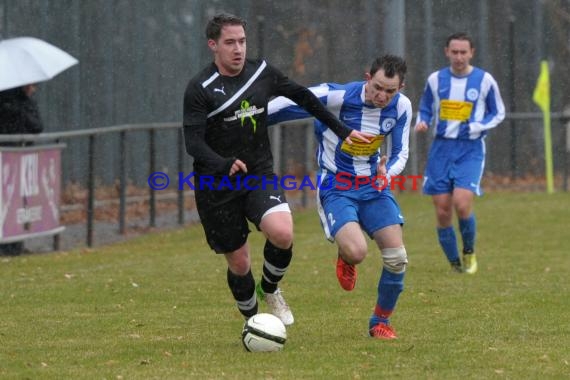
[344,130,374,144]
[377,155,388,177]
[414,121,429,133]
[375,155,390,190]
[229,159,248,175]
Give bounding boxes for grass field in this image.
[1,192,569,379]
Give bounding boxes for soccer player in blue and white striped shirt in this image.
[269,55,412,339]
[415,32,505,274]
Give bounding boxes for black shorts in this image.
[195,184,289,254]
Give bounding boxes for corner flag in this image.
[533,60,553,193]
[533,61,550,113]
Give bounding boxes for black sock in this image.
[227,268,257,318]
[261,240,292,294]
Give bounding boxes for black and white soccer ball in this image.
[242,313,287,352]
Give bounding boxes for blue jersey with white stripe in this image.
[416,67,505,140]
[268,81,411,178]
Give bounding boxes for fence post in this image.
[149,129,156,227]
[119,130,127,234]
[177,129,185,225]
[53,234,60,251]
[87,135,95,247]
[562,106,570,191]
[562,121,570,191]
[508,16,518,179]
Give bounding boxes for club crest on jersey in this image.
[466,88,479,101]
[380,118,397,133]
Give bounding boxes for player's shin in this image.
[227,268,258,318]
[459,214,476,253]
[370,247,407,328]
[260,240,292,293]
[437,226,461,265]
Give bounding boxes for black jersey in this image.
[183,59,350,177]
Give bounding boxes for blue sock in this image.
[437,226,460,263]
[369,268,404,329]
[459,215,476,253]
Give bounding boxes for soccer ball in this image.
[242,313,287,352]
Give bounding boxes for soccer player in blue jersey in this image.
[415,32,505,274]
[269,55,412,339]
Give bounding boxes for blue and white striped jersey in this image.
[416,66,505,140]
[268,82,411,178]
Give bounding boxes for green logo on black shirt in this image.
[240,100,258,133]
[223,100,265,133]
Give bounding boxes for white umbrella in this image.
[0,36,78,91]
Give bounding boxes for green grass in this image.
[1,192,569,379]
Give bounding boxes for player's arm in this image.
[414,80,435,133]
[270,66,371,144]
[386,97,412,177]
[183,85,242,175]
[268,83,346,125]
[267,85,328,126]
[468,75,506,134]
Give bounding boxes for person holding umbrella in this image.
[0,36,77,255]
[0,37,78,92]
[0,84,43,255]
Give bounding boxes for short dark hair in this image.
[205,13,247,41]
[446,32,474,48]
[369,55,407,85]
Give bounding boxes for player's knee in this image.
[226,247,251,275]
[341,242,367,264]
[382,246,408,274]
[435,208,453,223]
[229,260,250,276]
[455,204,472,219]
[268,228,293,249]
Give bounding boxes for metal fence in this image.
[0,123,184,248]
[1,111,569,249]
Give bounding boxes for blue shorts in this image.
[423,138,486,196]
[316,176,404,241]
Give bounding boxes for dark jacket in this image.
[0,87,43,141]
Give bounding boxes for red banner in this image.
[0,144,65,242]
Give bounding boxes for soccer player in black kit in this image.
[183,13,371,328]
